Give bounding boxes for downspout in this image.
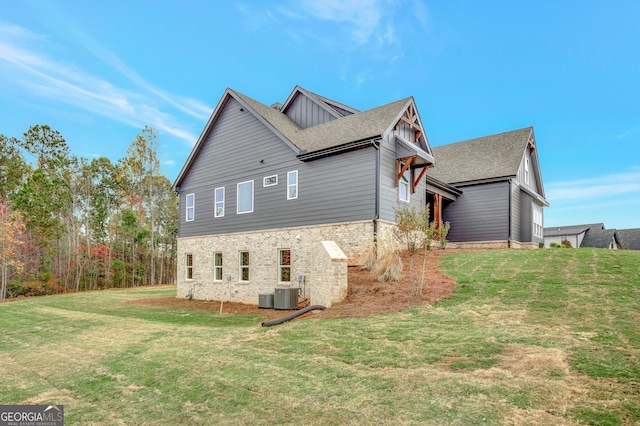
[507,179,512,248]
[373,140,381,243]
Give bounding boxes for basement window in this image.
[278,249,291,284]
[185,254,193,280]
[213,252,223,281]
[239,251,250,282]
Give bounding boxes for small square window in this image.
[263,175,278,187]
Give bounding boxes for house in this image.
[617,228,640,250]
[171,86,434,307]
[580,227,620,249]
[427,127,549,248]
[543,223,603,248]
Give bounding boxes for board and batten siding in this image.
[442,181,510,242]
[519,191,534,242]
[378,134,427,222]
[178,97,377,238]
[285,93,337,129]
[510,180,521,242]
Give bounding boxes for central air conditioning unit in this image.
[258,293,274,309]
[274,287,299,310]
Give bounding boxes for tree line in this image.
[0,125,178,299]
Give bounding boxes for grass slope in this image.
[0,249,638,425]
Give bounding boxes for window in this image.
[524,158,530,185]
[287,170,298,200]
[214,187,224,218]
[185,193,195,221]
[237,180,254,214]
[213,252,223,281]
[399,163,410,202]
[278,249,291,283]
[533,205,543,238]
[263,175,278,187]
[185,254,193,280]
[239,251,250,282]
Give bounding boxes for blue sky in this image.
[1,0,639,229]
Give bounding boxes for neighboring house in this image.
[427,127,549,247]
[543,223,603,248]
[172,86,434,307]
[613,228,640,250]
[581,227,620,249]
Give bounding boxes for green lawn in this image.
[1,249,638,425]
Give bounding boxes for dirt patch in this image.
[131,249,461,320]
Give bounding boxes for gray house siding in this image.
[519,191,533,242]
[378,134,427,222]
[510,181,521,242]
[285,93,336,129]
[178,97,377,238]
[442,182,510,242]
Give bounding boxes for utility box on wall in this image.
[274,287,299,310]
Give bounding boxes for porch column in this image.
[434,194,442,229]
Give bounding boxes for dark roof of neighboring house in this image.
[429,127,533,185]
[544,223,604,238]
[617,228,640,250]
[581,227,619,249]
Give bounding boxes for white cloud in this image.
[546,169,640,202]
[0,22,203,145]
[297,0,381,44]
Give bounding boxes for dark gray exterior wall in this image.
[285,93,336,129]
[378,131,428,222]
[178,97,377,238]
[442,181,510,242]
[510,180,521,242]
[519,191,533,242]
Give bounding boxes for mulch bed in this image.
[131,249,461,321]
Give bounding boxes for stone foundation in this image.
[176,221,375,307]
[445,240,539,250]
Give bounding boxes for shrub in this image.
[561,239,573,248]
[550,242,563,248]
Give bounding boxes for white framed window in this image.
[214,187,225,218]
[287,170,298,200]
[263,175,278,187]
[278,249,291,284]
[533,204,543,238]
[524,158,530,185]
[185,254,194,280]
[399,163,410,202]
[213,252,223,281]
[237,180,254,214]
[239,251,250,282]
[185,193,195,221]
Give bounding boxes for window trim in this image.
[213,252,223,282]
[239,251,250,282]
[185,253,194,280]
[237,180,254,214]
[214,187,225,218]
[278,248,291,284]
[398,163,410,203]
[287,170,298,200]
[185,193,195,222]
[263,175,278,187]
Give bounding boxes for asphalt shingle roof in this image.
[617,228,640,250]
[544,223,603,238]
[581,227,618,249]
[429,127,533,184]
[233,89,410,154]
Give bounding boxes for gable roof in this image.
[173,87,431,190]
[581,227,620,249]
[544,223,603,238]
[429,127,534,185]
[617,228,640,250]
[282,85,359,118]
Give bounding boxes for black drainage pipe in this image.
[261,305,326,327]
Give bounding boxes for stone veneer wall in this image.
[176,220,375,307]
[445,240,539,249]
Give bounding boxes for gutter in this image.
[297,137,379,161]
[508,179,512,247]
[373,140,381,243]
